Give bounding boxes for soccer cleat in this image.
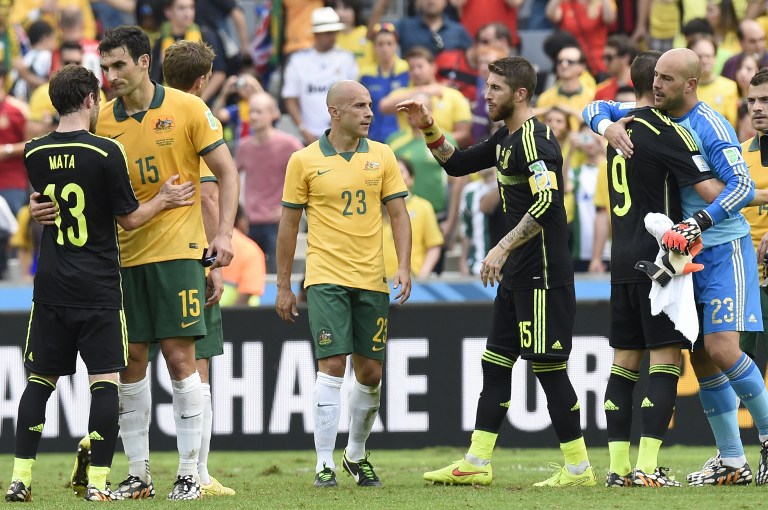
[83,485,122,501]
[342,451,382,487]
[686,453,720,483]
[632,467,681,487]
[533,463,597,487]
[5,481,31,502]
[71,435,91,496]
[605,471,632,488]
[112,475,156,499]
[757,440,768,485]
[423,458,492,486]
[167,475,201,500]
[687,460,753,486]
[201,476,235,496]
[314,464,337,488]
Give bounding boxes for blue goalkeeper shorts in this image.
[693,234,763,335]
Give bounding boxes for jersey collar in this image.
[748,133,761,152]
[319,129,370,156]
[113,82,166,122]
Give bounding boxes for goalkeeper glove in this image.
[661,210,713,255]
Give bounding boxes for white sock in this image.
[119,374,152,483]
[345,380,381,461]
[314,372,343,473]
[172,372,203,480]
[198,382,212,485]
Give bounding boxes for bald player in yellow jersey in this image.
[95,27,238,501]
[276,80,412,488]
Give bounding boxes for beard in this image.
[489,101,514,122]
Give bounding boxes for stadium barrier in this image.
[0,303,763,453]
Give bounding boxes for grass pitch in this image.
[1,446,765,509]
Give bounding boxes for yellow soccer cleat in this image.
[201,476,236,496]
[423,459,492,486]
[533,463,597,487]
[70,435,91,497]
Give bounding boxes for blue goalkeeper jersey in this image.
[583,100,754,248]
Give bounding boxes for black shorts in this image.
[488,285,575,361]
[24,302,128,376]
[610,282,691,350]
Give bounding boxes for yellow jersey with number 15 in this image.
[97,84,225,267]
[282,132,408,293]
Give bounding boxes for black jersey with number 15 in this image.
[607,106,713,283]
[25,130,139,309]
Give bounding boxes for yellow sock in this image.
[89,465,110,491]
[608,441,631,476]
[467,430,498,461]
[11,458,34,486]
[561,436,589,467]
[636,437,663,473]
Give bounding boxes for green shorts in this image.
[122,259,207,343]
[148,303,223,360]
[740,286,768,358]
[307,284,389,360]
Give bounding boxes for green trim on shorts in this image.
[307,284,389,360]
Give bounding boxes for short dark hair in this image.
[163,40,215,91]
[631,50,662,98]
[49,65,100,116]
[558,44,585,64]
[27,20,53,46]
[605,34,637,60]
[98,25,151,66]
[750,67,768,87]
[682,18,715,38]
[404,46,434,63]
[488,56,537,104]
[335,0,365,25]
[476,22,512,47]
[59,40,83,53]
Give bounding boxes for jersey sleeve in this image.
[518,128,561,225]
[442,128,502,176]
[104,139,140,216]
[380,146,408,202]
[281,152,308,208]
[200,118,223,182]
[652,121,713,188]
[185,95,225,156]
[582,100,637,133]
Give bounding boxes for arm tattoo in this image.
[430,140,455,163]
[499,213,542,252]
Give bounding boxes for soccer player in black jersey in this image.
[599,51,722,488]
[398,56,595,487]
[5,64,193,502]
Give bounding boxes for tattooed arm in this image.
[480,213,542,287]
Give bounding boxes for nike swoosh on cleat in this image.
[452,468,487,476]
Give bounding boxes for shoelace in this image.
[358,459,377,480]
[317,469,334,481]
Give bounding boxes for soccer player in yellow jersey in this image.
[276,80,412,487]
[95,26,238,500]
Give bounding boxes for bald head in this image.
[326,80,368,108]
[248,92,279,115]
[658,48,701,81]
[739,18,766,55]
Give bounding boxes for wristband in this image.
[691,209,714,231]
[596,119,612,137]
[420,119,444,146]
[426,135,446,150]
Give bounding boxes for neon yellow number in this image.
[43,183,88,247]
[611,154,632,217]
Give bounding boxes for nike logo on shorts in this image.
[181,320,200,329]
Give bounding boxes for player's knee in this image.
[318,355,347,378]
[612,349,644,370]
[353,362,382,387]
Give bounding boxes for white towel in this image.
[644,213,699,342]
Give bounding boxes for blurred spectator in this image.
[434,42,479,101]
[568,124,607,272]
[220,205,266,307]
[470,44,506,143]
[594,34,635,101]
[9,204,39,282]
[613,84,635,102]
[213,73,264,147]
[90,0,136,33]
[0,2,24,79]
[633,0,681,53]
[150,0,226,104]
[682,17,731,76]
[690,34,739,128]
[10,0,97,40]
[281,0,323,56]
[706,0,740,54]
[543,106,576,223]
[0,194,16,279]
[194,0,251,72]
[236,92,302,274]
[528,0,554,29]
[589,146,610,273]
[371,0,472,55]
[54,8,103,86]
[721,19,768,81]
[359,22,409,143]
[10,20,54,101]
[136,0,165,44]
[27,41,107,137]
[0,64,30,223]
[449,0,522,51]
[282,7,357,144]
[382,158,444,279]
[736,100,755,142]
[542,29,596,97]
[735,52,759,100]
[545,0,616,80]
[334,0,375,70]
[475,22,516,56]
[380,46,472,147]
[458,167,495,276]
[535,44,593,130]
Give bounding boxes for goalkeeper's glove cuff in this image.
[691,209,714,232]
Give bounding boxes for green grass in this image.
[1,446,765,509]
